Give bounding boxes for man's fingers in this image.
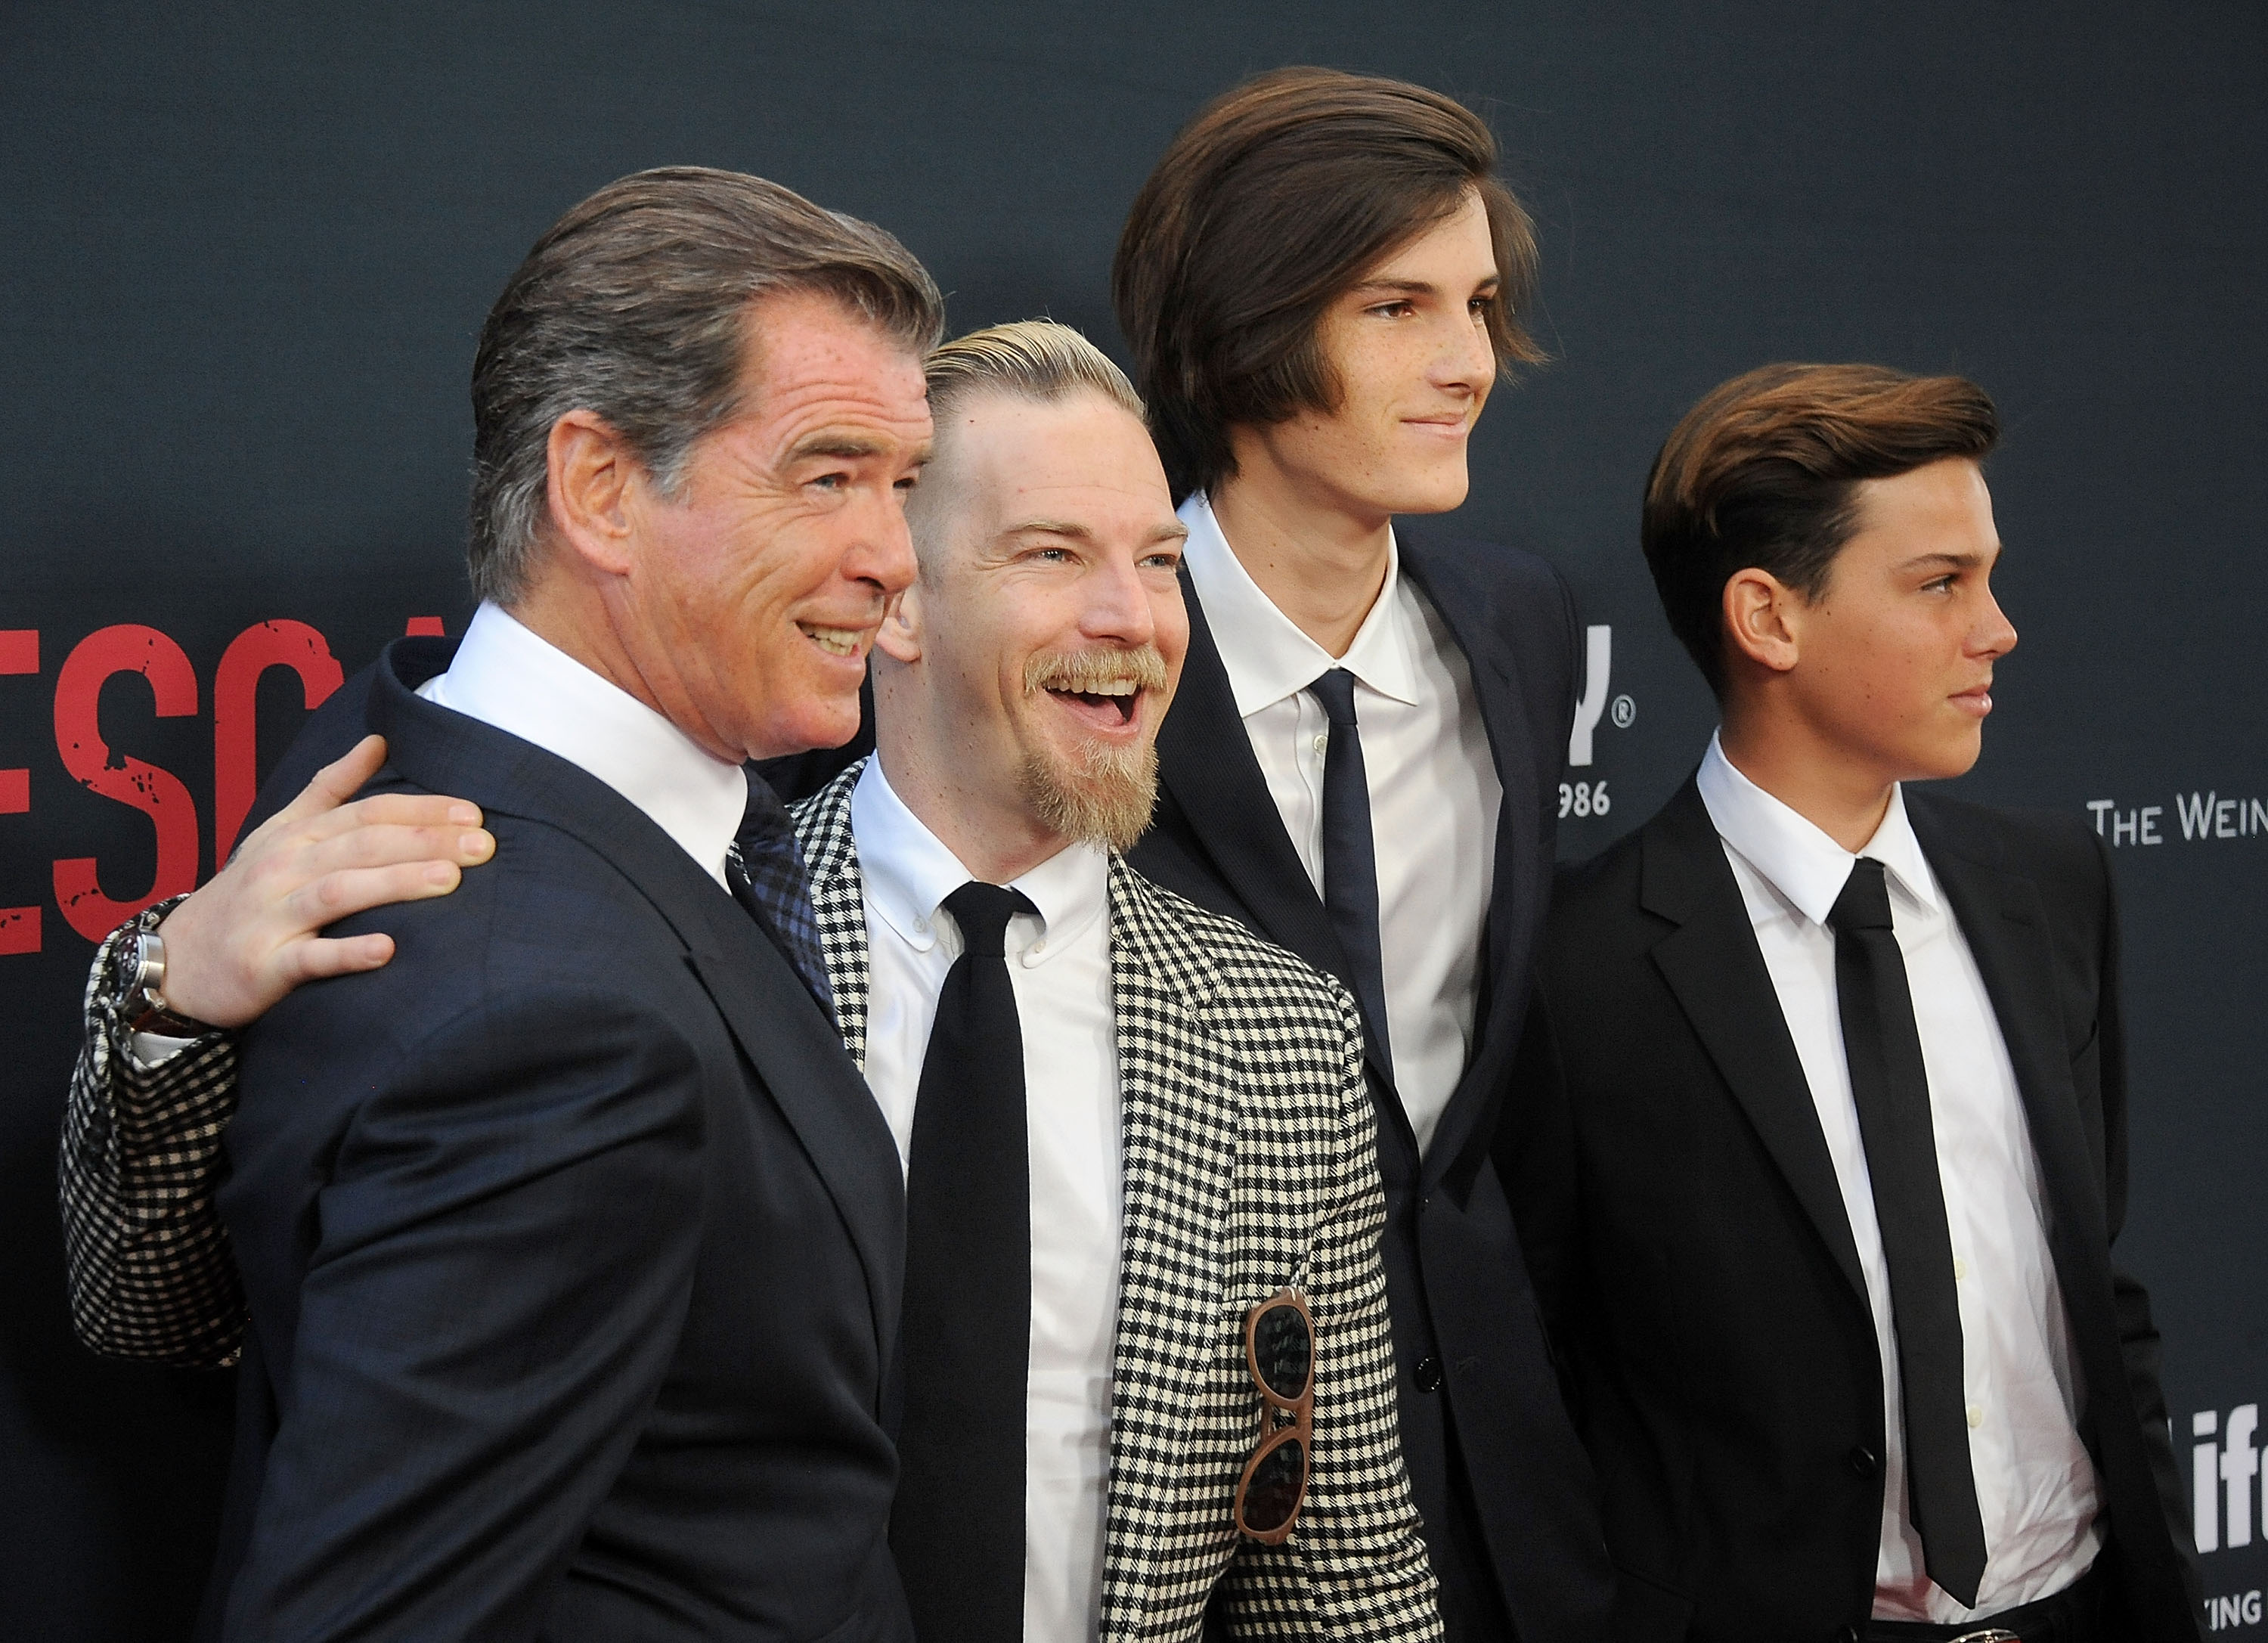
[278,932,398,985]
[268,735,392,830]
[299,820,494,882]
[296,860,469,925]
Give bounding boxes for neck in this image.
[872,689,1069,885]
[508,567,738,764]
[1718,701,1896,854]
[1208,460,1391,659]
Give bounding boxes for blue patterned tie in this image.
[724,774,835,1021]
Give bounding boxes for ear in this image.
[545,410,642,577]
[875,579,924,665]
[1721,567,1804,676]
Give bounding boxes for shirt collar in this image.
[850,754,1110,960]
[1177,491,1423,715]
[1695,730,1940,926]
[418,601,750,887]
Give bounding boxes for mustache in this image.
[1023,646,1170,696]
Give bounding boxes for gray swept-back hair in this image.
[467,166,945,603]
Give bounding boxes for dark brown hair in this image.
[468,166,944,603]
[1642,362,2000,696]
[1112,67,1543,502]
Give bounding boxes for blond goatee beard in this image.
[1018,645,1169,854]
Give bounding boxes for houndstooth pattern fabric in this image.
[795,762,1439,1643]
[57,896,246,1369]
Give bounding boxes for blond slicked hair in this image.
[924,318,1144,423]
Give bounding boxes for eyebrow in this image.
[785,430,928,465]
[1002,518,1191,546]
[1347,275,1501,299]
[1899,550,1994,572]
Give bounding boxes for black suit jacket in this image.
[1498,777,2201,1643]
[1132,535,1614,1643]
[207,638,914,1641]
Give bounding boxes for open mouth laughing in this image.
[1026,646,1170,734]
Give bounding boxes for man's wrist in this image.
[108,900,222,1039]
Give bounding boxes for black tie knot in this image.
[942,881,1035,959]
[1828,857,1896,933]
[1306,668,1361,728]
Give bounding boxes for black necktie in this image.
[891,881,1036,1643]
[724,775,834,1021]
[1828,857,1989,1607]
[1307,668,1392,1074]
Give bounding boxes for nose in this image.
[1080,553,1157,647]
[1429,305,1497,399]
[1974,585,2018,659]
[841,488,919,600]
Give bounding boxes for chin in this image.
[1379,465,1471,518]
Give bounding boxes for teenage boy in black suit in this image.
[1498,364,2201,1642]
[1109,67,1609,1643]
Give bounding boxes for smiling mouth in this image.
[798,623,869,659]
[1049,682,1142,724]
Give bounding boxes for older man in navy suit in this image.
[68,168,944,1641]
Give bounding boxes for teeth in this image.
[801,625,863,657]
[1055,680,1137,695]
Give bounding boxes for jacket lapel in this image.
[1096,857,1238,1641]
[791,763,873,1072]
[1642,779,1870,1305]
[1398,538,1546,1187]
[1157,572,1356,987]
[1904,802,2127,1391]
[1157,569,1402,1115]
[365,643,906,1371]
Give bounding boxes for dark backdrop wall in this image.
[4,3,2262,1635]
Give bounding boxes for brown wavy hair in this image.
[1643,363,2000,696]
[1113,67,1543,503]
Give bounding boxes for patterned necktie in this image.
[1827,856,1989,1606]
[724,774,834,1020]
[891,880,1036,1643]
[1306,668,1393,1075]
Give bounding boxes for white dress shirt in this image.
[417,601,748,885]
[1179,494,1499,1155]
[1695,733,2102,1622]
[851,756,1121,1643]
[134,601,748,1065]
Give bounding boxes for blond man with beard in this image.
[60,322,1439,1643]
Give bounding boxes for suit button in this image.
[1414,1356,1442,1393]
[1845,1445,1880,1478]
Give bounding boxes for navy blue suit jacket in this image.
[1130,535,1614,1643]
[207,638,913,1641]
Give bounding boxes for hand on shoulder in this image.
[153,734,494,1028]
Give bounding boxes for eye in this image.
[1141,550,1182,572]
[1367,299,1416,320]
[808,471,850,491]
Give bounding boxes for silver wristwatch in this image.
[115,925,215,1038]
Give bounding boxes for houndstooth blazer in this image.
[797,762,1438,1643]
[55,767,1439,1641]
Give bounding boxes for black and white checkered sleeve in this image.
[1272,978,1442,1640]
[57,897,247,1369]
